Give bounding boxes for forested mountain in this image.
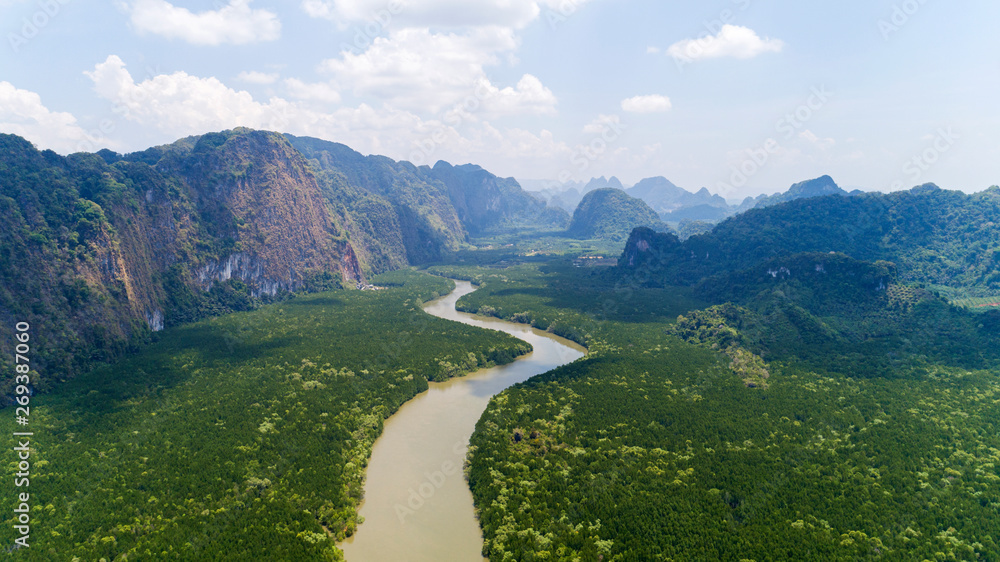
[735,175,852,213]
[0,128,562,391]
[567,188,668,241]
[688,252,1000,377]
[421,161,568,235]
[620,183,1000,296]
[0,129,364,391]
[284,133,465,269]
[288,135,567,243]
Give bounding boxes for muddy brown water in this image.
[339,280,586,561]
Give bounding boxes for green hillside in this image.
[0,129,564,392]
[447,263,1000,561]
[567,188,668,241]
[620,184,1000,297]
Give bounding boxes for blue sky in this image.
[1,0,998,199]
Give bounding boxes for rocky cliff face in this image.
[0,129,368,391]
[1,127,574,392]
[173,130,365,294]
[286,133,465,266]
[422,161,569,236]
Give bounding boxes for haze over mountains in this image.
[523,173,866,226]
[3,125,996,394]
[3,125,999,561]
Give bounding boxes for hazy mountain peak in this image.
[628,177,728,215]
[738,175,848,213]
[786,175,844,198]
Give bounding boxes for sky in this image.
[1,0,998,199]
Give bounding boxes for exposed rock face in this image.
[424,161,569,236]
[0,129,372,389]
[0,127,577,391]
[176,130,366,295]
[144,310,165,332]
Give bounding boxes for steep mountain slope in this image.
[619,184,1000,295]
[688,252,999,376]
[567,188,668,241]
[0,129,373,391]
[284,134,464,267]
[421,161,568,236]
[0,127,585,392]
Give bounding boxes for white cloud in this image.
[646,46,661,55]
[621,94,672,113]
[238,71,280,84]
[0,82,94,153]
[284,79,342,103]
[799,129,836,150]
[582,114,620,134]
[85,55,297,137]
[667,25,784,62]
[320,27,556,116]
[81,55,565,174]
[301,0,590,29]
[128,0,281,45]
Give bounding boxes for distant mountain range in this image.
[520,176,625,214]
[618,183,1000,296]
[733,175,858,213]
[626,177,729,215]
[522,174,861,226]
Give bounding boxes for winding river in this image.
[339,280,587,561]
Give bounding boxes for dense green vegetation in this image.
[0,129,569,394]
[427,262,706,348]
[5,124,999,561]
[0,129,363,392]
[735,174,849,213]
[621,184,1000,297]
[460,263,1000,561]
[0,270,530,560]
[689,252,1000,378]
[567,188,669,242]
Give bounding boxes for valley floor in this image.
[432,262,1000,561]
[0,270,530,561]
[4,261,999,561]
